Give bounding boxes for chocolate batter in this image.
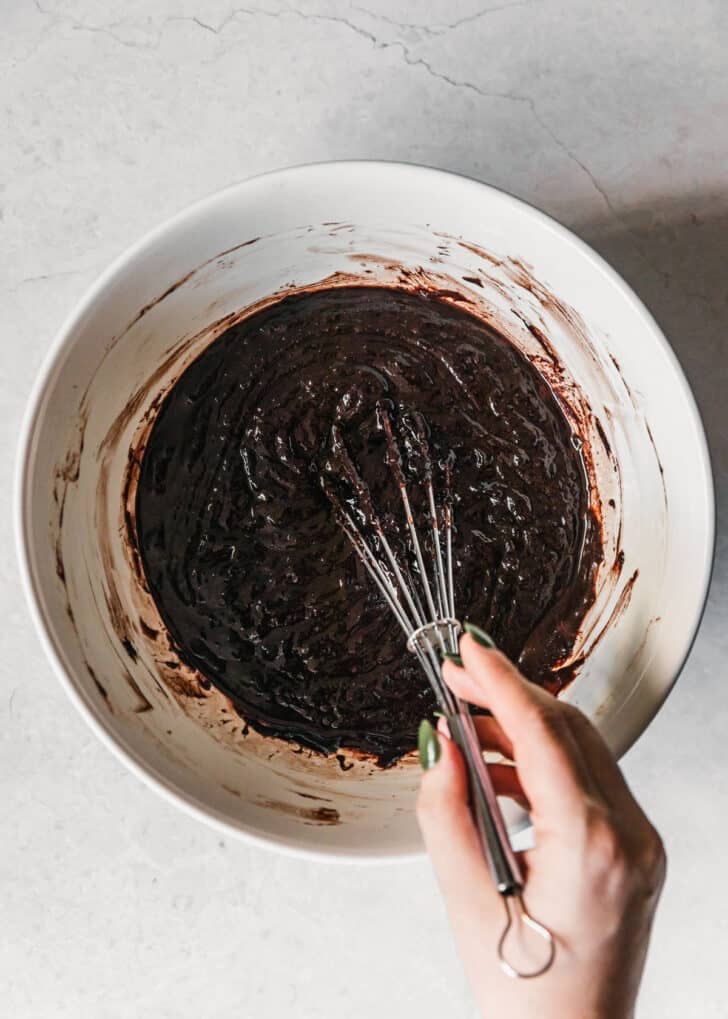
[136,286,600,764]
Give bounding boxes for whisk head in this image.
[320,401,460,714]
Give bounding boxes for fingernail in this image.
[463,622,497,649]
[441,651,463,667]
[418,719,441,770]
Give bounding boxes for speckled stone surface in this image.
[2,2,727,1016]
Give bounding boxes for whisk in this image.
[321,403,555,980]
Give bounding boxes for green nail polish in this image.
[418,719,441,770]
[464,622,497,649]
[442,651,464,667]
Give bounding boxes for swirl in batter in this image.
[136,286,600,764]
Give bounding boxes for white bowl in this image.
[16,162,714,862]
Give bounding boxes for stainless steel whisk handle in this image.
[447,708,523,896]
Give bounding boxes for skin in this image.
[417,634,666,1019]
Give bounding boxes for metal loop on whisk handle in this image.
[447,708,556,979]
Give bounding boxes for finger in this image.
[446,637,600,828]
[440,709,514,760]
[473,715,515,760]
[426,724,528,830]
[437,713,513,761]
[417,732,501,917]
[436,715,451,738]
[437,712,523,803]
[489,762,530,809]
[469,684,638,817]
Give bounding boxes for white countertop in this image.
[2,2,726,1016]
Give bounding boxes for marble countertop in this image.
[2,1,726,1015]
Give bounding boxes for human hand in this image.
[417,631,666,1019]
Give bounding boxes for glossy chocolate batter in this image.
[136,286,600,764]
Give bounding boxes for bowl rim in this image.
[14,159,716,863]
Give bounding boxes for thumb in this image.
[416,721,501,920]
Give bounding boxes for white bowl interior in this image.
[18,164,714,859]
